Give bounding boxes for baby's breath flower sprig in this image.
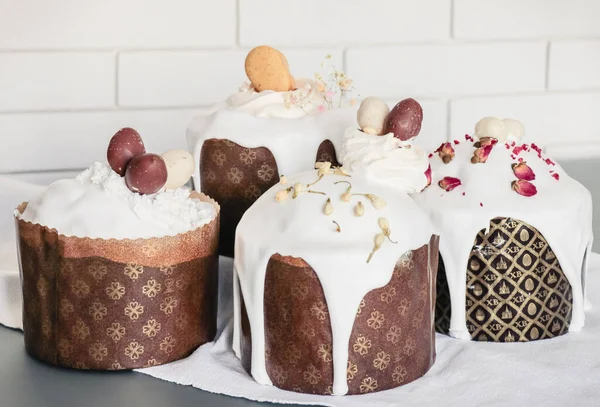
[315,55,358,109]
[352,193,387,209]
[367,233,385,264]
[332,221,341,233]
[378,218,397,244]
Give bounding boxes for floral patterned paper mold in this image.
[15,192,220,370]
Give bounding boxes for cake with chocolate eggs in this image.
[187,46,356,256]
[15,128,220,370]
[232,97,438,395]
[414,117,593,342]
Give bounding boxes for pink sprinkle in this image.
[545,158,556,166]
[480,202,483,207]
[552,173,560,180]
[453,140,460,145]
[505,144,510,149]
[462,192,466,196]
[511,141,516,147]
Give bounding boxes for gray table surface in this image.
[1,158,598,407]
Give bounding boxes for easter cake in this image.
[187,46,356,256]
[414,118,594,342]
[232,97,438,395]
[15,128,220,369]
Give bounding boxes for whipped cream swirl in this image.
[226,78,326,118]
[340,128,429,193]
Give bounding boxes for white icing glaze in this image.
[187,107,355,190]
[340,128,429,193]
[226,79,326,119]
[19,162,216,239]
[233,170,435,395]
[413,138,593,339]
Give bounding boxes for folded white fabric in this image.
[1,176,599,407]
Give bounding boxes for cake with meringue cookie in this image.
[414,117,593,342]
[187,46,356,256]
[232,95,439,395]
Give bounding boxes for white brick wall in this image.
[0,0,599,176]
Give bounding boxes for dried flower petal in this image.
[364,194,387,209]
[276,188,291,202]
[472,144,494,164]
[438,176,462,192]
[424,165,432,188]
[437,142,455,164]
[323,198,333,215]
[367,233,386,263]
[293,182,304,198]
[512,180,537,197]
[354,202,364,217]
[512,162,536,181]
[279,175,288,185]
[317,162,332,176]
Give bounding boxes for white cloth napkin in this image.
[1,176,600,406]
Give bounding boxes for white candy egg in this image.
[474,117,525,142]
[161,149,195,190]
[503,119,525,142]
[357,96,390,135]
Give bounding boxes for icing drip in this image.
[187,107,355,189]
[227,79,326,118]
[413,139,593,338]
[340,128,429,193]
[234,170,434,395]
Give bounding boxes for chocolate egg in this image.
[107,127,146,176]
[161,149,195,189]
[357,97,390,135]
[125,153,168,195]
[383,98,423,141]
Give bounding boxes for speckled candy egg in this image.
[107,128,146,176]
[125,153,168,195]
[383,98,423,141]
[357,97,390,135]
[161,149,195,189]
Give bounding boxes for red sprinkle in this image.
[511,155,516,160]
[428,153,433,158]
[480,202,483,207]
[462,192,466,196]
[545,158,556,166]
[453,140,460,145]
[518,157,524,162]
[552,173,560,180]
[505,144,510,149]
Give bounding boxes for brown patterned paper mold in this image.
[435,217,573,342]
[15,192,220,370]
[239,236,439,395]
[199,139,339,257]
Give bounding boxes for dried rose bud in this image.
[365,193,387,209]
[474,137,498,148]
[354,201,364,217]
[512,162,536,181]
[293,182,304,198]
[279,175,288,185]
[438,176,462,192]
[323,198,334,215]
[512,179,537,197]
[276,188,291,202]
[317,161,332,176]
[437,142,455,164]
[472,144,494,164]
[424,165,432,188]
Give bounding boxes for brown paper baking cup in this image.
[200,138,339,257]
[435,217,572,342]
[15,192,220,370]
[240,236,439,395]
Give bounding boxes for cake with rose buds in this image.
[15,128,220,370]
[232,97,438,396]
[187,46,357,256]
[413,117,593,342]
